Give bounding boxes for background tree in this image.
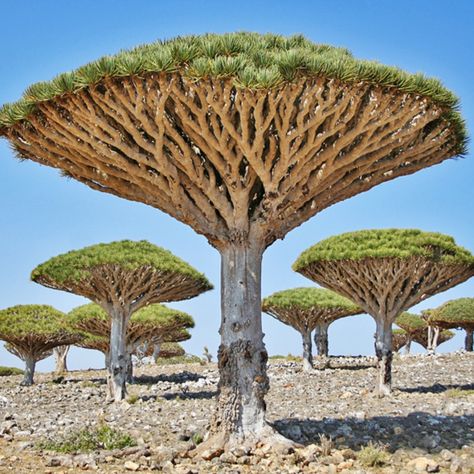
[427,298,474,351]
[262,287,362,370]
[68,300,195,383]
[412,329,455,351]
[53,345,70,373]
[395,312,427,354]
[294,229,474,395]
[136,341,186,361]
[0,305,80,385]
[0,32,466,449]
[392,329,408,353]
[32,241,211,401]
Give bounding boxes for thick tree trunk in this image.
[54,345,69,373]
[126,350,134,383]
[404,337,412,354]
[374,318,393,396]
[195,241,293,455]
[465,328,473,352]
[152,343,161,363]
[107,309,129,402]
[104,351,110,370]
[301,329,313,371]
[314,322,329,356]
[21,357,36,386]
[432,327,440,352]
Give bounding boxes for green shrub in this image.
[155,354,202,365]
[0,366,23,376]
[357,442,389,467]
[38,424,136,453]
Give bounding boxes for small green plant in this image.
[155,354,202,366]
[37,424,136,453]
[126,394,139,404]
[0,366,24,376]
[318,433,333,456]
[446,387,474,398]
[357,442,389,467]
[191,432,203,445]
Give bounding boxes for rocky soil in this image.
[0,352,473,473]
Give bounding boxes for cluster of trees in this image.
[0,32,471,452]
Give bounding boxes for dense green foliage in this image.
[293,229,474,269]
[0,366,24,376]
[395,312,427,332]
[262,287,360,312]
[429,298,474,327]
[68,302,194,328]
[0,32,466,151]
[38,424,136,453]
[0,305,68,337]
[31,240,212,289]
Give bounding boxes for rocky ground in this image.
[0,352,473,473]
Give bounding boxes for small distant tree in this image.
[395,313,427,354]
[154,342,186,359]
[202,346,213,364]
[262,287,362,371]
[32,240,211,401]
[0,305,80,385]
[427,298,474,351]
[294,229,474,395]
[53,345,70,373]
[392,329,408,353]
[68,301,195,382]
[412,328,455,351]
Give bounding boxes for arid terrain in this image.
[0,352,473,473]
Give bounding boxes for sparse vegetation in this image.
[37,424,136,453]
[446,387,474,398]
[318,433,333,456]
[154,354,202,366]
[357,442,390,467]
[0,366,24,376]
[126,394,139,404]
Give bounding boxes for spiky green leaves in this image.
[31,240,212,289]
[0,32,467,151]
[0,305,67,337]
[395,313,427,332]
[262,287,360,313]
[428,298,474,328]
[293,229,474,269]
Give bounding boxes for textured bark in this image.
[465,329,473,352]
[126,350,134,383]
[301,330,313,371]
[404,337,412,355]
[375,319,393,396]
[314,322,329,357]
[107,308,129,401]
[152,343,161,363]
[54,345,69,373]
[22,357,36,386]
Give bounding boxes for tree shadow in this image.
[138,390,216,402]
[131,371,205,385]
[273,413,474,453]
[399,383,474,394]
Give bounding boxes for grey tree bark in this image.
[432,327,440,352]
[125,350,134,383]
[54,345,69,373]
[404,337,412,354]
[152,343,161,363]
[22,357,36,386]
[301,329,313,371]
[314,322,329,356]
[107,308,129,401]
[465,329,473,352]
[374,319,393,396]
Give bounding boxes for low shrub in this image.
[0,366,23,376]
[357,442,389,467]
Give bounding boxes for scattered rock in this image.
[124,460,140,471]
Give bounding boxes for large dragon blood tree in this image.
[0,32,467,449]
[427,298,474,351]
[294,229,474,395]
[262,287,362,370]
[68,301,194,381]
[31,240,211,401]
[0,305,80,385]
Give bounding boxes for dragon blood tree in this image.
[135,341,186,363]
[53,345,70,373]
[395,312,427,354]
[262,287,362,370]
[0,305,80,385]
[69,302,193,381]
[0,32,467,448]
[31,241,211,401]
[294,229,474,395]
[413,328,454,351]
[428,298,474,351]
[392,329,408,353]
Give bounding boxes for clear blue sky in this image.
[1,0,473,371]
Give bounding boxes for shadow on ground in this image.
[274,413,474,453]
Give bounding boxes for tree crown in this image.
[0,305,68,338]
[395,312,427,332]
[293,229,474,269]
[31,240,212,289]
[428,297,474,328]
[262,287,360,312]
[0,32,465,148]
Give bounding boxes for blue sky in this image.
[1,0,473,371]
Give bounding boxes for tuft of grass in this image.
[191,432,203,445]
[357,442,390,467]
[446,387,474,398]
[318,433,333,456]
[37,424,136,453]
[126,394,139,404]
[0,366,24,376]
